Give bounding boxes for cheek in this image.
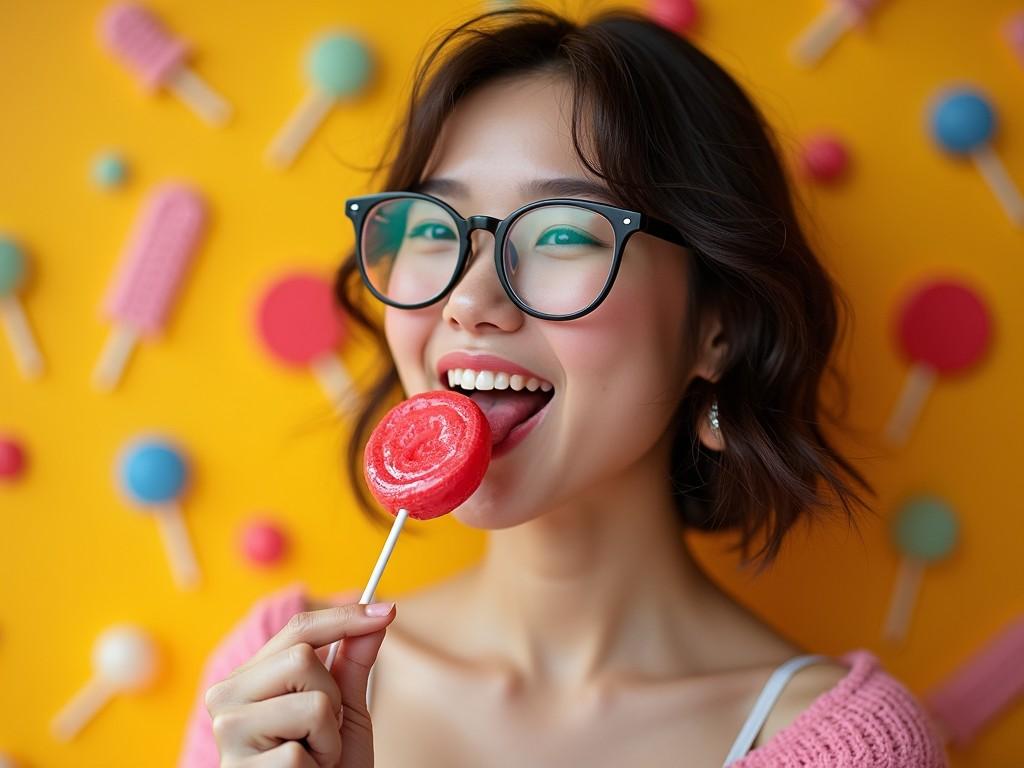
[384,307,438,394]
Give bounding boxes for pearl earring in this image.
[708,399,720,432]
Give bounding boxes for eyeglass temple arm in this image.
[641,215,692,249]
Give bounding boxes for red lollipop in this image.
[324,391,490,671]
[255,271,354,411]
[884,278,993,444]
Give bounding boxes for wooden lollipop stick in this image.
[154,504,200,589]
[324,508,409,671]
[311,355,357,413]
[265,89,335,169]
[791,4,859,66]
[52,676,117,742]
[166,67,232,126]
[882,556,924,643]
[884,363,937,445]
[0,296,43,378]
[972,145,1024,226]
[93,325,139,392]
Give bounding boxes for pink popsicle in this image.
[93,182,207,391]
[925,613,1024,747]
[791,0,882,67]
[255,272,354,410]
[884,278,993,444]
[99,3,231,125]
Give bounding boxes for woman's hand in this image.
[204,601,396,767]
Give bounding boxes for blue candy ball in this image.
[0,237,26,296]
[91,151,128,188]
[120,439,187,505]
[892,495,959,562]
[930,89,995,154]
[306,32,373,98]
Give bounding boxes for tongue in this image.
[469,389,549,444]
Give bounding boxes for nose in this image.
[442,222,524,335]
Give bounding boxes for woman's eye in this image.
[407,221,457,240]
[536,226,601,247]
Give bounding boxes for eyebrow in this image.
[410,176,616,203]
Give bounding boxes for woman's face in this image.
[384,73,710,528]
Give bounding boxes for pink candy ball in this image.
[649,0,699,33]
[0,437,27,481]
[239,519,288,567]
[799,135,850,183]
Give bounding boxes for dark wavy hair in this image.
[332,5,873,571]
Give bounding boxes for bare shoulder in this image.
[752,659,851,748]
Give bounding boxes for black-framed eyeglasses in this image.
[344,190,691,321]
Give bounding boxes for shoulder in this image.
[734,650,950,767]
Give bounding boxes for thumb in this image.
[331,604,394,767]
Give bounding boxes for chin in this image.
[451,490,537,530]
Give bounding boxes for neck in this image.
[462,435,721,690]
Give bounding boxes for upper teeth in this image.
[446,368,553,393]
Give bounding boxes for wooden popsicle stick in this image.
[324,507,409,672]
[882,556,924,643]
[92,324,139,392]
[51,675,117,741]
[972,145,1024,226]
[154,503,200,590]
[791,4,858,67]
[0,296,43,378]
[884,363,937,445]
[265,89,336,169]
[166,66,232,126]
[311,354,357,413]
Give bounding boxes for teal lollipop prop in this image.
[265,31,373,169]
[0,235,43,378]
[882,495,959,643]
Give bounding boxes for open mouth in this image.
[440,366,555,452]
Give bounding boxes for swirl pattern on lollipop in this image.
[365,391,490,520]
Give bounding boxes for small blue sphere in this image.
[306,32,373,98]
[930,89,995,154]
[91,151,128,188]
[120,439,187,505]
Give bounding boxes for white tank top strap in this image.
[720,653,835,766]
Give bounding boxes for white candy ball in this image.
[92,624,159,689]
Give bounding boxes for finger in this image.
[244,603,396,667]
[207,643,342,715]
[212,692,341,768]
[234,740,318,767]
[332,625,389,768]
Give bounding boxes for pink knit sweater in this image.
[178,583,949,767]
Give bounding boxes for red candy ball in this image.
[239,519,289,567]
[364,391,491,520]
[0,437,27,481]
[649,0,699,33]
[799,135,850,183]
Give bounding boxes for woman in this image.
[181,7,949,766]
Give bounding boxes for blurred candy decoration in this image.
[0,435,27,481]
[649,0,700,34]
[0,235,44,379]
[791,0,882,67]
[239,517,289,567]
[91,150,129,189]
[798,133,851,183]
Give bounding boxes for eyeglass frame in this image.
[344,190,693,321]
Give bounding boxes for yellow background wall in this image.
[1,0,1022,765]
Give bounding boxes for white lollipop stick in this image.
[884,363,936,445]
[972,145,1024,226]
[324,508,409,671]
[92,325,139,392]
[52,676,118,742]
[882,556,924,643]
[0,295,43,378]
[791,4,860,66]
[310,354,356,413]
[265,89,336,169]
[153,503,200,589]
[166,66,232,126]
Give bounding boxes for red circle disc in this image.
[364,391,491,520]
[896,279,993,374]
[256,273,346,366]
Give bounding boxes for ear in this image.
[692,310,727,452]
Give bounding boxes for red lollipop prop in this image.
[884,278,993,445]
[255,272,354,411]
[324,391,490,670]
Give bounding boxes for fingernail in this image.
[364,601,394,617]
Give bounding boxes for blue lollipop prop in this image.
[929,87,1024,226]
[119,437,199,589]
[265,30,374,169]
[0,235,44,378]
